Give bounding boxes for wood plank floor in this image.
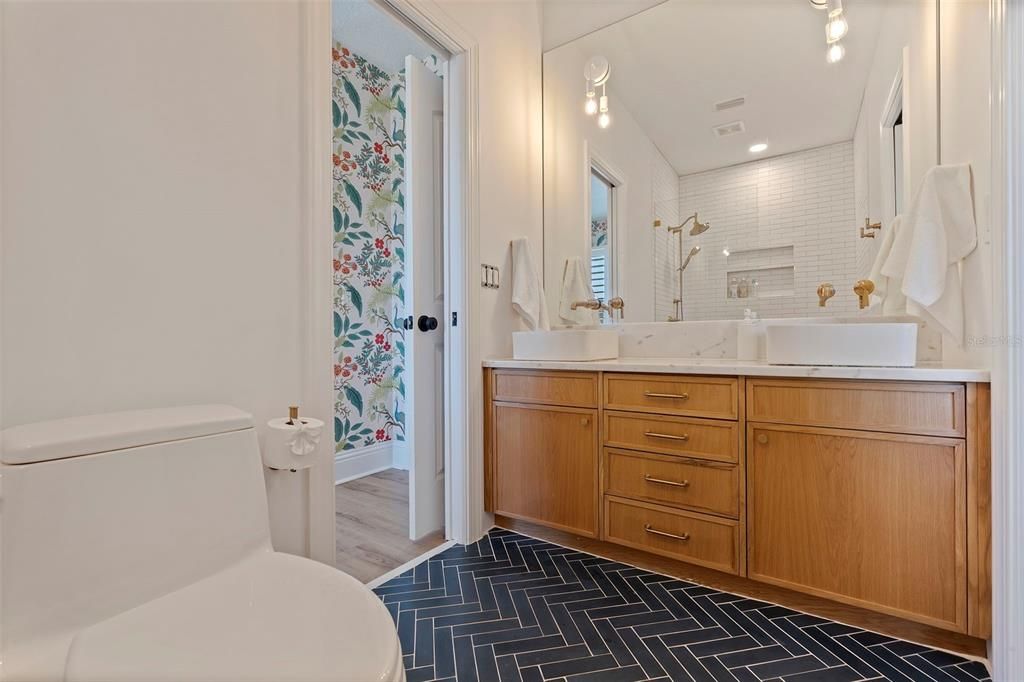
[335,468,446,583]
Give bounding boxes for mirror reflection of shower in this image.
[657,212,711,321]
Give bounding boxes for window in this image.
[589,169,613,305]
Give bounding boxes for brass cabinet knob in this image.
[581,417,590,427]
[757,433,769,445]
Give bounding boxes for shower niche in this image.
[724,245,795,302]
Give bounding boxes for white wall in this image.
[1,0,315,556]
[939,0,993,368]
[543,40,674,323]
[852,0,991,367]
[436,0,545,363]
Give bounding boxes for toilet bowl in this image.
[0,405,404,682]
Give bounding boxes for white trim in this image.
[878,53,909,229]
[990,0,1024,677]
[583,143,628,305]
[364,539,458,589]
[300,0,336,566]
[364,0,483,546]
[333,442,396,484]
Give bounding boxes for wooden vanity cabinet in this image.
[747,378,991,638]
[747,423,967,631]
[485,370,600,537]
[484,368,991,639]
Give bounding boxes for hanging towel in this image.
[868,215,908,315]
[511,237,550,331]
[559,257,598,325]
[880,164,977,346]
[507,237,548,329]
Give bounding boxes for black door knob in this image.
[417,315,438,332]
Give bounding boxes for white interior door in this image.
[405,56,445,541]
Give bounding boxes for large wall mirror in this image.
[543,0,939,323]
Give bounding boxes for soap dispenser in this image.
[737,309,765,361]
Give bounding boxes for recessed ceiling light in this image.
[749,143,768,153]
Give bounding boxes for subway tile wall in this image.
[654,141,860,320]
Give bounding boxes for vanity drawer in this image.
[604,374,738,420]
[491,369,598,408]
[747,379,965,437]
[604,411,738,463]
[605,449,739,518]
[604,496,740,574]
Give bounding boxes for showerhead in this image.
[680,245,701,271]
[689,217,711,236]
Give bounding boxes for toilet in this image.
[0,405,404,682]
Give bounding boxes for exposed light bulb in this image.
[827,41,846,63]
[826,13,849,42]
[722,247,731,257]
[825,0,848,42]
[584,97,598,115]
[749,143,768,154]
[598,112,611,129]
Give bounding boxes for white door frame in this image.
[301,0,483,565]
[989,0,1024,677]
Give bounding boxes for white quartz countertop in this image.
[482,357,990,382]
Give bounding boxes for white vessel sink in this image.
[766,322,918,367]
[512,329,619,361]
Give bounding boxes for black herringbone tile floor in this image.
[373,529,991,682]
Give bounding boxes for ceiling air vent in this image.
[714,96,746,112]
[713,120,746,137]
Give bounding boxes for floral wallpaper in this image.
[332,42,407,452]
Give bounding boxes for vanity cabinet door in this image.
[748,423,967,632]
[492,403,599,537]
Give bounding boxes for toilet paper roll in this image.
[263,417,325,470]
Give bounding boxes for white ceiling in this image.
[332,0,441,73]
[541,0,670,51]
[545,0,887,175]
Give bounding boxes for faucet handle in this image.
[817,283,836,307]
[607,297,625,320]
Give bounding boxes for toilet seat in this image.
[63,551,404,682]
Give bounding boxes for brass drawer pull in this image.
[644,391,689,400]
[644,431,690,442]
[644,475,690,488]
[644,524,690,542]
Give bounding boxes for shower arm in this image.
[666,213,699,234]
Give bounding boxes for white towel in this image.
[559,257,598,325]
[880,164,977,346]
[511,238,550,331]
[868,215,908,315]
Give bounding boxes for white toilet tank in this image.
[0,405,271,680]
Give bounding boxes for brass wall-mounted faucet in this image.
[854,279,875,309]
[860,218,882,239]
[817,283,836,307]
[571,297,626,321]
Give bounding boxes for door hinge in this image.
[451,312,458,327]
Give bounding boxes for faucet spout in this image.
[854,279,875,309]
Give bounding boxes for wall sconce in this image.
[812,0,849,63]
[584,56,611,127]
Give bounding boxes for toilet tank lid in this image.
[1,405,254,465]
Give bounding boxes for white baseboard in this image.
[334,442,394,484]
[391,440,410,471]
